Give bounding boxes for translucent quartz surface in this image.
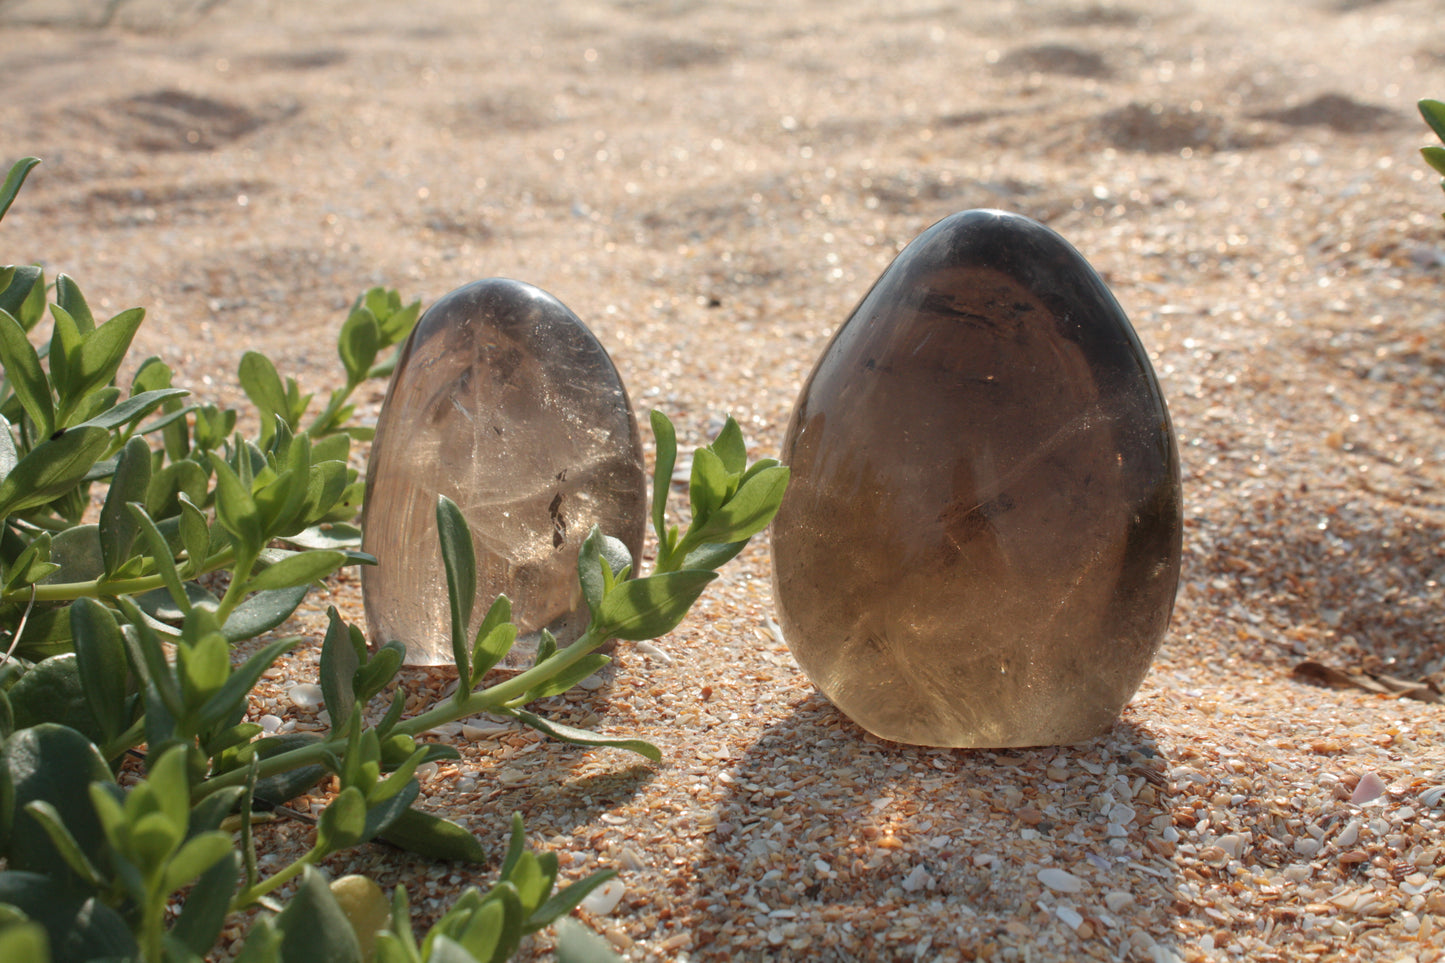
[362,279,646,666]
[770,210,1182,747]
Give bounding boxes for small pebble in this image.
[258,714,283,732]
[633,640,673,664]
[461,722,509,740]
[901,865,932,892]
[581,879,625,917]
[1038,868,1083,893]
[1350,771,1387,805]
[1104,891,1135,913]
[287,683,325,710]
[1054,905,1084,930]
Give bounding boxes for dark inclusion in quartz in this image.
[362,279,647,666]
[770,210,1182,748]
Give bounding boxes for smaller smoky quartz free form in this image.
[362,279,646,666]
[770,210,1182,748]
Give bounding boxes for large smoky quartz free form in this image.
[770,210,1182,748]
[362,279,647,666]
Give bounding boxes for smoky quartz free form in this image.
[362,279,647,666]
[770,210,1182,747]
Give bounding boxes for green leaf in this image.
[0,921,48,963]
[354,641,404,704]
[246,550,348,592]
[21,800,106,890]
[0,157,39,223]
[555,917,629,963]
[688,464,789,546]
[441,900,504,963]
[178,631,231,709]
[320,607,359,731]
[218,584,310,643]
[63,306,145,420]
[176,493,210,578]
[1422,99,1445,142]
[679,538,748,573]
[118,596,184,717]
[505,851,553,918]
[469,595,516,686]
[688,446,730,526]
[7,654,104,746]
[43,522,104,584]
[232,915,283,963]
[709,415,747,475]
[338,305,381,386]
[317,786,369,853]
[274,866,364,963]
[0,872,137,962]
[1,724,115,885]
[72,386,187,433]
[649,410,677,543]
[170,851,240,957]
[128,503,193,617]
[54,276,95,335]
[99,436,152,576]
[0,424,107,518]
[0,415,16,484]
[531,628,556,668]
[140,744,194,831]
[0,266,43,334]
[238,351,290,443]
[0,308,53,438]
[0,266,39,329]
[524,654,608,700]
[159,830,233,896]
[529,869,619,933]
[3,530,56,592]
[594,570,717,642]
[376,808,485,863]
[210,459,262,557]
[283,522,363,550]
[1423,145,1445,177]
[250,731,327,809]
[146,459,209,520]
[70,599,129,747]
[194,636,298,733]
[45,305,82,417]
[506,708,662,761]
[360,779,420,842]
[436,495,476,678]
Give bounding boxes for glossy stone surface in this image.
[362,279,646,666]
[770,210,1182,748]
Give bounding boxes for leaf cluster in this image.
[0,156,789,962]
[1420,99,1445,217]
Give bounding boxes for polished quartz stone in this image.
[362,279,646,666]
[770,210,1182,748]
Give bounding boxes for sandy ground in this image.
[4,0,1445,960]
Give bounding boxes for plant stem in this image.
[231,844,323,908]
[393,626,609,738]
[193,626,616,802]
[3,546,238,604]
[213,546,260,623]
